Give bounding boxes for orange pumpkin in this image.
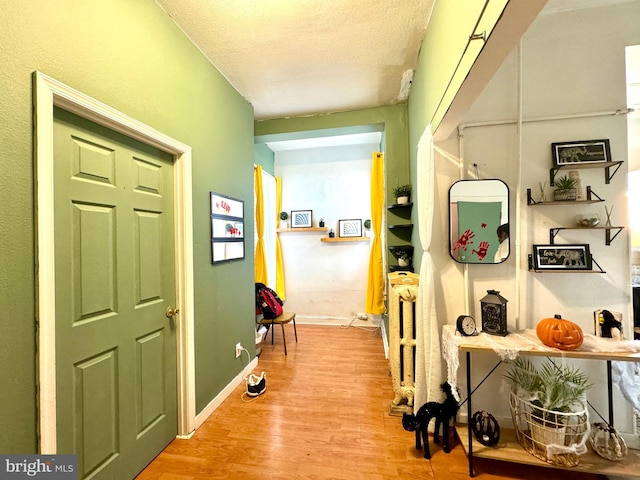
[536,314,583,350]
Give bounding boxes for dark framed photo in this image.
[338,219,363,237]
[210,192,244,264]
[551,139,611,166]
[291,210,312,228]
[532,244,592,271]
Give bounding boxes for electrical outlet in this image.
[235,342,243,358]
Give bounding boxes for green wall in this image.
[0,0,255,452]
[254,144,275,174]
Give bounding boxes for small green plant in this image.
[393,184,411,198]
[504,357,591,424]
[364,219,371,229]
[554,175,576,191]
[279,211,289,221]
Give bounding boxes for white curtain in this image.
[414,125,443,410]
[254,167,277,289]
[262,170,277,289]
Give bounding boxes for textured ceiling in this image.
[155,0,635,129]
[155,0,435,120]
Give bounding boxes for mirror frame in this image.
[448,179,509,264]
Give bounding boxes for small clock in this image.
[456,315,478,336]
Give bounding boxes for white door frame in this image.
[34,71,196,453]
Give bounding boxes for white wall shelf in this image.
[320,236,369,243]
[277,227,327,233]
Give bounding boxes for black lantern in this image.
[480,289,508,336]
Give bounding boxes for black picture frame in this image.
[338,219,363,237]
[210,192,244,264]
[532,244,592,271]
[551,139,611,166]
[290,210,313,228]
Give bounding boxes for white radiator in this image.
[388,271,419,415]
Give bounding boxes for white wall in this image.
[275,143,378,322]
[434,2,640,435]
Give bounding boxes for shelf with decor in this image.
[549,226,624,246]
[388,224,413,231]
[444,325,640,478]
[526,186,604,205]
[277,227,327,233]
[320,236,369,243]
[387,202,413,270]
[387,202,413,211]
[549,160,623,186]
[388,265,414,273]
[388,245,414,270]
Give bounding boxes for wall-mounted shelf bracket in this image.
[527,186,604,205]
[549,226,624,245]
[549,161,623,186]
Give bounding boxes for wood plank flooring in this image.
[136,324,606,479]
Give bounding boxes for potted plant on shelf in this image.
[553,175,577,201]
[505,357,591,453]
[398,251,411,267]
[364,219,371,236]
[393,184,411,204]
[279,211,289,228]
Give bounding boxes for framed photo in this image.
[532,244,592,271]
[210,192,244,264]
[291,210,312,228]
[551,139,611,166]
[338,219,363,238]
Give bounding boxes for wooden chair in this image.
[257,312,297,355]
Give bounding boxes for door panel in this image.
[54,107,177,480]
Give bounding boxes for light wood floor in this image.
[136,324,605,480]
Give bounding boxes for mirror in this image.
[449,179,509,264]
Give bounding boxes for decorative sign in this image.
[532,244,592,271]
[551,139,611,166]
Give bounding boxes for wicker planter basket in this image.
[553,188,577,201]
[509,391,589,466]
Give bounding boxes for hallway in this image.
[136,324,605,479]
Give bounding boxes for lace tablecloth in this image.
[441,324,640,406]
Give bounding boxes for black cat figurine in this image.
[402,382,460,459]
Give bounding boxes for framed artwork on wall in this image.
[211,192,244,264]
[291,210,313,228]
[551,139,611,166]
[531,244,592,271]
[338,219,363,237]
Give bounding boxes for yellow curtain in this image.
[275,177,286,299]
[254,165,268,284]
[365,152,385,314]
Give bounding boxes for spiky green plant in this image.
[505,357,591,424]
[554,175,577,191]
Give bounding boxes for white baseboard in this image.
[192,355,259,431]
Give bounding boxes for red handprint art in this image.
[452,229,475,253]
[472,241,490,261]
